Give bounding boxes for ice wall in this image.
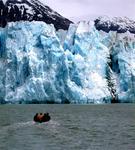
[0,21,135,103]
[99,31,135,102]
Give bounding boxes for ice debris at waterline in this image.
[0,21,135,104]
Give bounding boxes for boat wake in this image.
[0,120,60,131]
[0,121,35,132]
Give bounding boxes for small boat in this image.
[33,113,51,123]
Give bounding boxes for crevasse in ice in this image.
[0,21,135,103]
[99,30,135,102]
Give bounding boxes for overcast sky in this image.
[40,0,135,22]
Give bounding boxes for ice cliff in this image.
[0,21,135,103]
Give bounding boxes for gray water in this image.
[0,104,135,150]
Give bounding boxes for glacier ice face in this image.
[0,20,135,103]
[0,21,111,103]
[4,22,68,103]
[63,21,111,103]
[98,30,135,102]
[111,32,135,102]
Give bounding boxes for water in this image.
[0,104,135,150]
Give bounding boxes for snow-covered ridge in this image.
[0,0,72,30]
[95,16,135,34]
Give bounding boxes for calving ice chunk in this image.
[0,20,135,104]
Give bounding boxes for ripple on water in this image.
[0,121,35,132]
[0,104,135,150]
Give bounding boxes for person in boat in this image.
[33,113,38,122]
[43,113,51,121]
[33,113,51,123]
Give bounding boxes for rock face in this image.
[0,0,72,30]
[95,16,135,34]
[0,15,135,103]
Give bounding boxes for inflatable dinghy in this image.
[33,113,51,123]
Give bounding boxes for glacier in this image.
[0,21,135,104]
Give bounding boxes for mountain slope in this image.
[94,16,135,34]
[0,0,73,30]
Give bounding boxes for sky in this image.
[40,0,135,22]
